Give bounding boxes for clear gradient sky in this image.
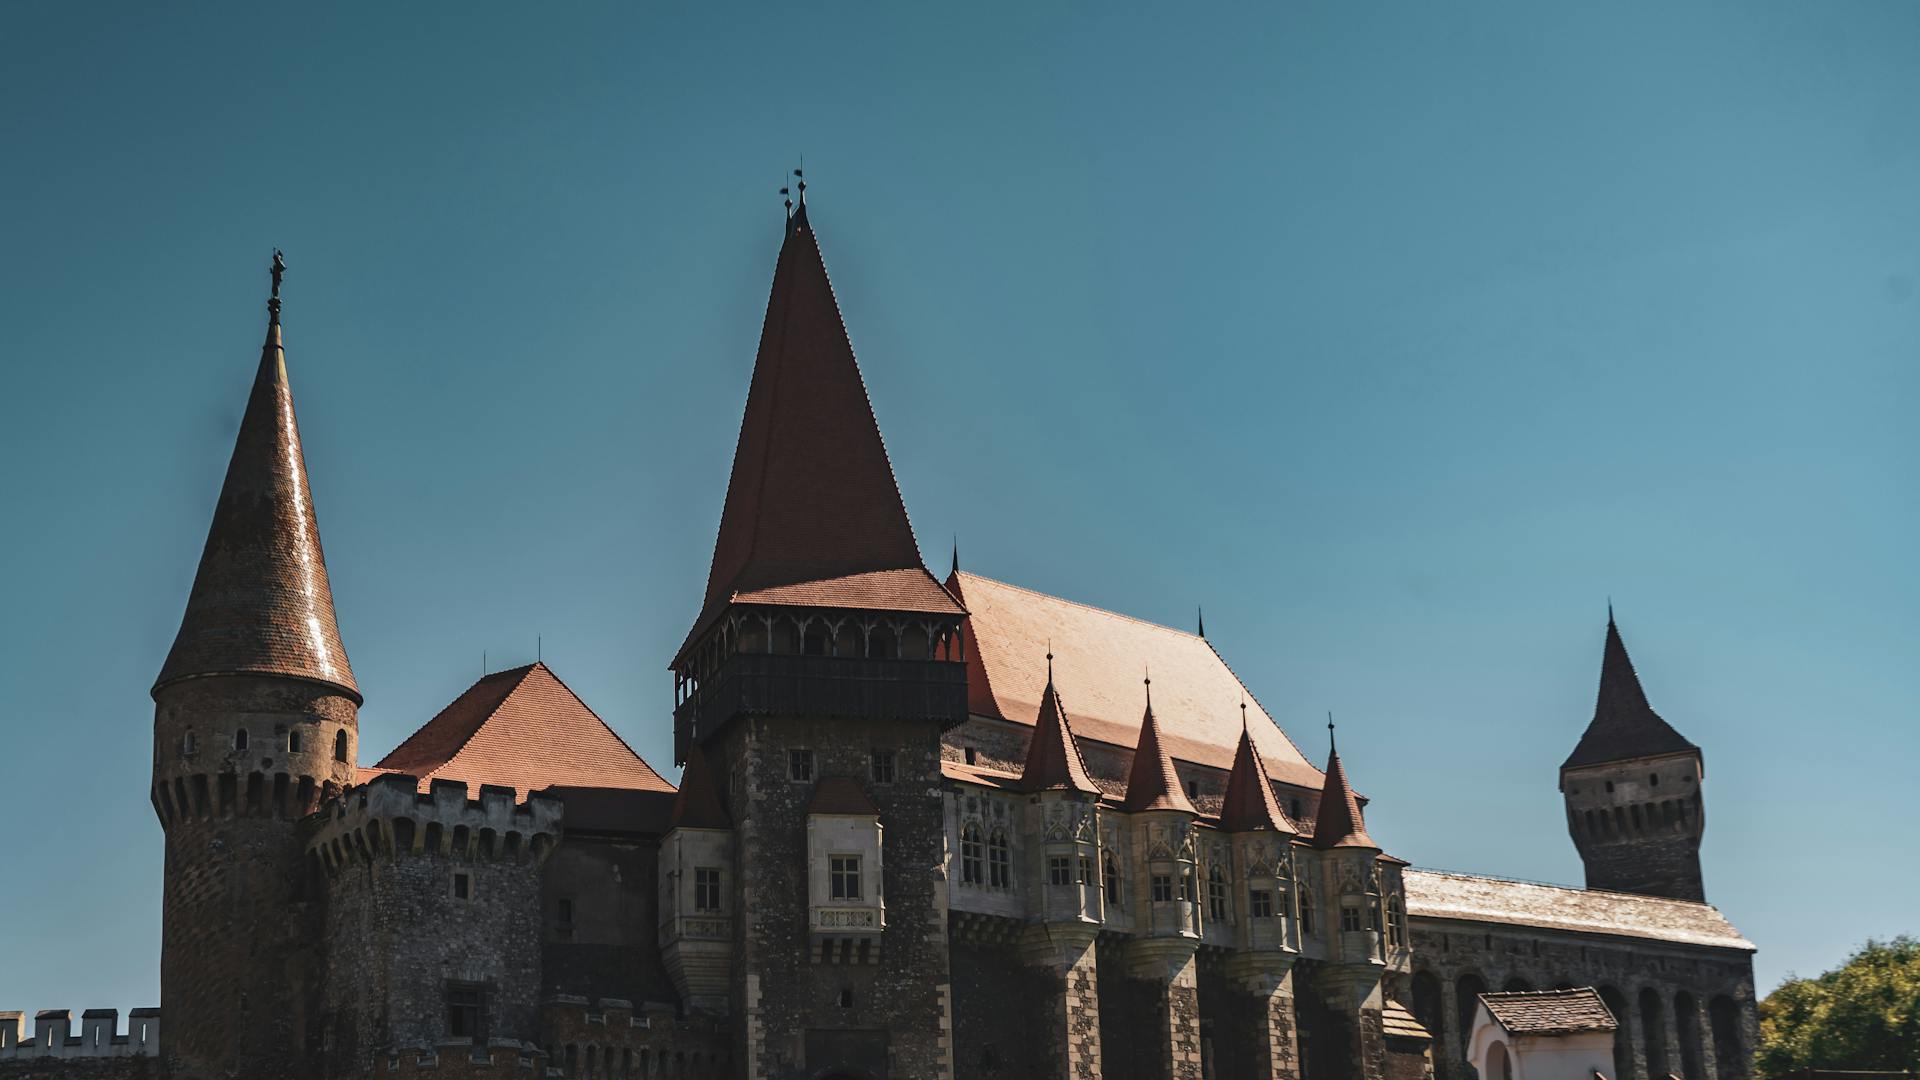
[2,3,1916,1010]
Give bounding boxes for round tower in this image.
[150,255,361,1078]
[1560,613,1707,902]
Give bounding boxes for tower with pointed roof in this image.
[149,256,361,1079]
[1560,613,1708,901]
[668,199,968,1080]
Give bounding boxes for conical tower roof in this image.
[685,204,960,653]
[1018,657,1099,794]
[154,257,358,701]
[670,743,732,829]
[1311,733,1377,850]
[1562,614,1698,771]
[1121,681,1196,814]
[1219,708,1294,832]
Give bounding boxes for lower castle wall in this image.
[949,942,1045,1079]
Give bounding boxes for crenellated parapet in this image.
[372,1039,549,1076]
[307,774,562,875]
[540,997,730,1080]
[0,1008,160,1060]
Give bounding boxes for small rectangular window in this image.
[829,855,861,900]
[962,746,978,765]
[1251,889,1274,918]
[1341,905,1363,932]
[1151,874,1174,902]
[446,985,485,1043]
[694,867,722,912]
[556,897,574,929]
[870,749,896,783]
[452,872,472,901]
[790,749,814,782]
[1048,855,1071,886]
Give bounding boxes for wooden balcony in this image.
[674,652,969,760]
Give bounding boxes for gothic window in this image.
[988,827,1011,888]
[789,749,814,782]
[445,984,485,1043]
[1103,853,1121,905]
[333,730,348,763]
[1151,874,1174,902]
[1250,888,1274,918]
[694,867,722,912]
[1048,855,1071,886]
[960,824,983,885]
[1340,905,1363,932]
[234,728,249,751]
[870,749,895,783]
[287,730,302,754]
[1299,890,1316,934]
[1209,866,1229,921]
[1079,855,1096,885]
[829,855,861,900]
[1387,898,1406,946]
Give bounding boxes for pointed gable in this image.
[693,207,961,636]
[670,743,731,829]
[1019,668,1098,795]
[1311,745,1377,850]
[1562,616,1698,771]
[1121,686,1196,814]
[155,289,357,700]
[374,663,673,799]
[1219,719,1294,832]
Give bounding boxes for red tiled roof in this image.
[807,776,879,815]
[374,663,674,799]
[949,572,1321,788]
[1122,689,1197,814]
[1480,988,1618,1036]
[1563,616,1698,771]
[1019,670,1099,794]
[686,206,960,652]
[155,303,358,701]
[1311,747,1377,849]
[1219,719,1294,833]
[670,743,731,829]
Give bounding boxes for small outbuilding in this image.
[1468,988,1620,1080]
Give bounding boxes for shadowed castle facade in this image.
[3,205,1755,1080]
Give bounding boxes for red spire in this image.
[1121,679,1196,814]
[670,743,731,830]
[1562,612,1697,771]
[1019,655,1098,794]
[1311,728,1376,849]
[154,254,358,701]
[1219,706,1293,832]
[692,206,960,632]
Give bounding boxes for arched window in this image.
[960,823,983,886]
[1103,852,1121,906]
[987,827,1011,888]
[288,729,303,754]
[234,728,250,751]
[182,730,197,757]
[334,730,349,763]
[1208,865,1229,922]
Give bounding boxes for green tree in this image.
[1758,937,1920,1077]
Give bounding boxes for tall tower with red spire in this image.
[669,198,968,1080]
[151,253,361,1079]
[1560,612,1707,901]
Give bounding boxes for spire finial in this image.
[780,176,792,221]
[1240,697,1249,734]
[1045,640,1054,684]
[1143,664,1152,707]
[950,537,960,578]
[1197,606,1206,638]
[267,249,286,324]
[794,162,806,206]
[1327,710,1337,755]
[1608,597,1615,626]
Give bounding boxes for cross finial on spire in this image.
[267,249,286,323]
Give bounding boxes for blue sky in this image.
[2,3,1915,1009]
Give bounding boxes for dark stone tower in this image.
[1560,613,1706,902]
[151,255,361,1078]
[671,201,968,1080]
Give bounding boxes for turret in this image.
[1561,611,1707,901]
[150,253,360,1078]
[1219,706,1301,964]
[1018,653,1103,927]
[658,744,735,1013]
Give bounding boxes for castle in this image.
[2,203,1756,1080]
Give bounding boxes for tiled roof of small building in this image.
[1404,869,1754,951]
[808,776,879,815]
[683,205,960,657]
[372,663,674,799]
[154,295,358,701]
[1480,988,1618,1036]
[948,571,1321,789]
[1563,615,1698,771]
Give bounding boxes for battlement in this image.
[308,774,562,874]
[539,996,729,1079]
[0,1008,159,1060]
[373,1039,552,1077]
